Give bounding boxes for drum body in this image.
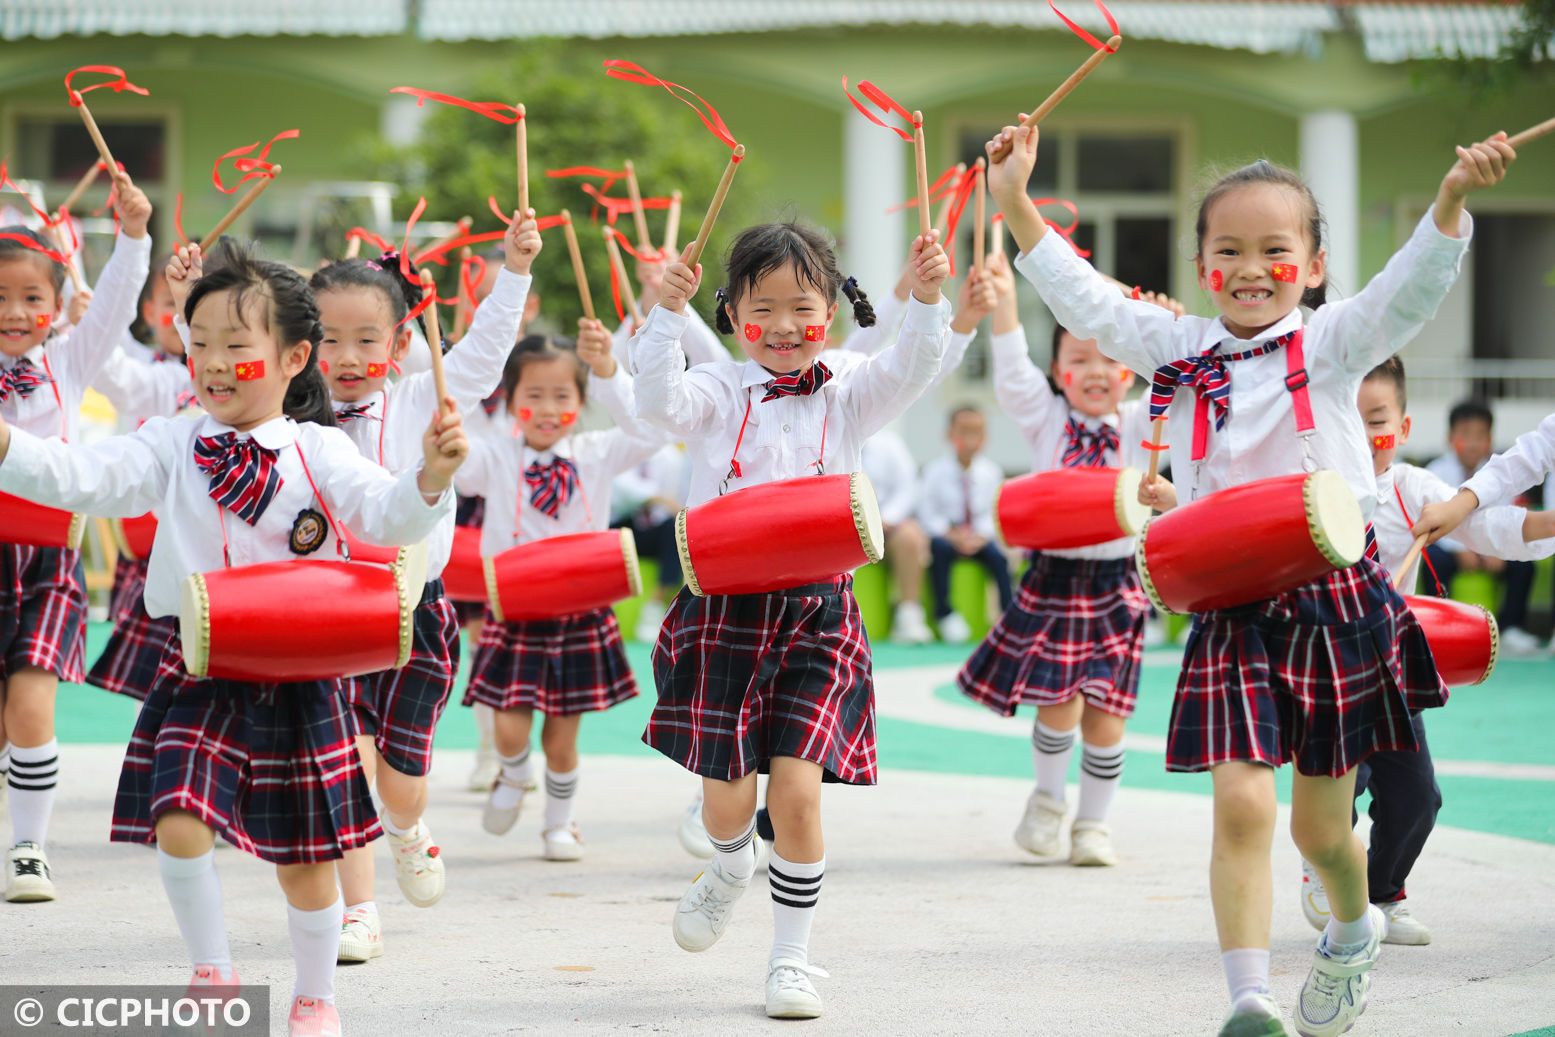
[1,490,84,549]
[1136,470,1365,615]
[180,542,426,682]
[111,513,159,560]
[443,525,487,603]
[1405,595,1498,686]
[482,528,640,622]
[994,467,1150,550]
[676,472,884,597]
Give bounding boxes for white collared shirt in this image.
[0,414,451,618]
[1,232,151,443]
[93,346,197,423]
[633,296,951,507]
[1464,412,1555,512]
[1016,207,1473,517]
[616,303,729,375]
[918,452,1004,540]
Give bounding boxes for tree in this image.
[1418,0,1554,98]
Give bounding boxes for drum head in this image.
[850,472,886,564]
[1478,604,1500,685]
[179,572,212,678]
[392,542,430,668]
[1304,470,1366,567]
[618,527,644,597]
[1114,466,1151,538]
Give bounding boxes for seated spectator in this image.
[862,428,932,644]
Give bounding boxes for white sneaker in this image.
[1500,626,1544,657]
[384,813,445,907]
[1219,994,1292,1036]
[753,833,769,875]
[1379,899,1431,946]
[1068,819,1118,867]
[5,841,55,902]
[1013,790,1066,857]
[337,905,384,962]
[673,862,750,952]
[542,824,585,861]
[1294,904,1384,1037]
[1300,858,1331,932]
[937,611,972,644]
[889,600,933,645]
[765,958,827,1019]
[1142,616,1168,648]
[467,743,500,793]
[634,598,668,644]
[677,796,714,859]
[482,774,535,835]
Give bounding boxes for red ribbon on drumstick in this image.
[390,87,527,213]
[201,129,297,251]
[989,0,1122,162]
[843,77,932,236]
[64,66,149,181]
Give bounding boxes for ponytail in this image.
[309,252,425,337]
[713,287,735,335]
[841,276,876,328]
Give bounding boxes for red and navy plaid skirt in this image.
[958,554,1148,718]
[344,582,459,777]
[1166,556,1448,778]
[452,494,487,625]
[107,555,148,623]
[87,603,176,702]
[1,542,87,684]
[463,606,638,715]
[111,633,381,865]
[645,576,877,786]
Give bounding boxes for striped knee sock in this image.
[491,746,532,809]
[1032,721,1075,802]
[769,852,824,965]
[710,815,756,881]
[1076,742,1126,823]
[543,767,578,830]
[9,739,59,848]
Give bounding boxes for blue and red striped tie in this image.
[193,433,282,525]
[334,403,377,423]
[1147,333,1294,428]
[1061,416,1119,468]
[0,358,50,403]
[761,360,833,403]
[525,456,579,518]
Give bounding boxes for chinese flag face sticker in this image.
[1209,270,1224,291]
[560,411,578,426]
[159,313,175,327]
[517,407,533,422]
[1371,434,1396,450]
[365,362,388,378]
[319,361,329,374]
[234,360,265,381]
[743,323,763,343]
[804,325,826,342]
[35,313,51,329]
[1272,263,1298,284]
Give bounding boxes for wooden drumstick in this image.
[663,189,682,255]
[685,144,745,271]
[991,214,1005,257]
[1508,115,1555,149]
[932,162,966,239]
[200,168,280,252]
[515,103,529,215]
[624,159,653,253]
[913,113,931,237]
[344,234,362,259]
[59,160,104,214]
[418,271,450,419]
[1393,534,1428,591]
[44,221,86,293]
[1144,416,1167,484]
[451,245,474,341]
[973,158,987,274]
[603,226,641,326]
[990,36,1122,162]
[561,210,596,320]
[75,101,123,184]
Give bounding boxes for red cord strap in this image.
[64,65,150,107]
[212,129,298,193]
[841,77,920,142]
[1049,0,1121,53]
[603,61,739,150]
[389,86,523,125]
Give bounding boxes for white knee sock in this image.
[288,894,343,1003]
[769,852,824,966]
[1076,742,1126,822]
[158,848,232,976]
[710,815,756,881]
[543,767,578,830]
[8,739,59,847]
[1222,947,1271,1006]
[1031,721,1075,801]
[491,746,533,809]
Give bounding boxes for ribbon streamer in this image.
[885,162,966,215]
[580,183,672,228]
[173,192,189,247]
[345,227,393,253]
[0,160,56,227]
[841,77,921,143]
[212,129,299,193]
[1049,0,1121,53]
[389,86,522,125]
[461,254,488,309]
[64,65,150,107]
[602,61,738,150]
[548,166,628,195]
[0,232,67,265]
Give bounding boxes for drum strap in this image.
[295,445,351,561]
[721,389,827,495]
[1392,483,1448,596]
[1283,329,1317,470]
[37,353,68,441]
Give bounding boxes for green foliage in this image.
[1415,0,1554,99]
[380,44,764,334]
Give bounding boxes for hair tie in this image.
[842,275,859,296]
[365,261,382,271]
[714,286,727,303]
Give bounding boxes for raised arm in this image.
[52,177,153,390]
[0,418,170,517]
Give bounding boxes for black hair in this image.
[1447,399,1493,432]
[711,222,875,336]
[501,333,588,405]
[1195,159,1328,309]
[184,239,335,427]
[0,226,66,297]
[1363,357,1408,414]
[129,253,174,344]
[948,404,984,426]
[309,251,426,337]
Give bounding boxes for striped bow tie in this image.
[761,361,833,403]
[1062,416,1119,468]
[334,403,378,423]
[0,358,51,403]
[525,456,580,518]
[1147,333,1293,429]
[1364,525,1379,562]
[480,389,504,417]
[193,433,282,525]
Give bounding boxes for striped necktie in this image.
[525,456,580,518]
[334,403,378,423]
[1062,416,1119,468]
[0,358,50,403]
[193,433,282,525]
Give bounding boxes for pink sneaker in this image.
[287,996,341,1037]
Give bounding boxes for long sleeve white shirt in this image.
[93,348,197,422]
[633,296,951,507]
[860,429,919,527]
[1463,413,1555,512]
[1014,208,1473,517]
[917,452,1003,540]
[0,415,451,617]
[617,303,728,375]
[610,443,689,526]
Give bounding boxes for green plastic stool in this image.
[614,557,662,639]
[1450,569,1498,611]
[853,562,893,641]
[924,560,996,642]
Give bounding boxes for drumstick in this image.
[1393,534,1428,591]
[200,167,280,252]
[685,144,745,271]
[418,270,450,419]
[450,245,474,340]
[973,158,987,274]
[932,162,967,239]
[45,223,86,293]
[561,210,596,320]
[344,234,362,259]
[913,113,931,237]
[515,103,529,215]
[59,160,104,214]
[990,35,1122,162]
[75,101,124,184]
[603,226,641,325]
[1508,115,1555,149]
[663,189,682,255]
[991,214,1005,257]
[624,159,653,253]
[1144,416,1166,484]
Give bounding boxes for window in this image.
[13,116,167,185]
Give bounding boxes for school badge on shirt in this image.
[289,508,328,555]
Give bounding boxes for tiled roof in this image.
[1352,3,1532,62]
[1,0,407,40]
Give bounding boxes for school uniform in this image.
[0,414,453,863]
[1016,207,1473,777]
[632,296,951,785]
[956,325,1153,718]
[0,231,150,685]
[917,450,1014,618]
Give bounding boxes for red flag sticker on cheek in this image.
[517,407,533,422]
[319,361,329,374]
[35,313,51,329]
[159,313,175,327]
[234,361,265,381]
[743,323,762,343]
[804,325,826,342]
[560,411,579,426]
[1062,372,1073,387]
[1209,270,1223,291]
[1371,434,1396,450]
[366,362,388,378]
[1272,263,1298,283]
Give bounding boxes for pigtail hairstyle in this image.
[716,221,877,335]
[1195,159,1329,309]
[501,333,588,405]
[841,276,876,328]
[713,287,734,335]
[0,226,67,296]
[185,239,336,427]
[310,251,426,339]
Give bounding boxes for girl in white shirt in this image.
[988,121,1515,1037]
[0,243,467,1037]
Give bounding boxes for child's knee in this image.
[1290,815,1356,864]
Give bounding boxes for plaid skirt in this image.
[452,494,487,625]
[1166,556,1448,777]
[0,542,87,684]
[344,582,459,777]
[645,576,877,786]
[463,606,638,715]
[87,594,177,701]
[108,555,149,624]
[111,633,381,865]
[958,554,1149,718]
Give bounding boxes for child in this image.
[916,405,1013,642]
[0,173,152,902]
[1416,411,1555,554]
[634,221,950,1018]
[988,119,1514,1037]
[956,251,1155,867]
[861,427,932,644]
[458,329,663,861]
[308,212,538,960]
[0,242,467,1036]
